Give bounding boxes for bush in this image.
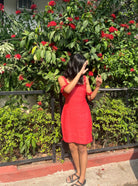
[92,94,137,147]
[0,105,61,162]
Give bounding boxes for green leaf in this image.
[32,46,37,55]
[46,51,51,63]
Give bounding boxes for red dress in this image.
[61,76,93,144]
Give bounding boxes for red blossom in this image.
[120,24,129,29]
[0,3,4,11]
[129,20,135,24]
[74,16,79,20]
[67,51,71,56]
[109,26,118,33]
[111,14,116,19]
[101,31,114,39]
[87,1,92,5]
[52,45,58,51]
[11,35,16,38]
[127,32,131,35]
[130,68,135,72]
[37,101,42,106]
[59,13,62,17]
[38,107,43,111]
[63,0,70,2]
[14,54,21,60]
[31,4,37,9]
[48,1,56,6]
[32,14,35,18]
[2,71,4,74]
[69,23,76,30]
[47,21,57,27]
[49,42,55,46]
[19,75,24,81]
[67,17,73,22]
[16,10,21,14]
[60,57,66,62]
[47,10,54,13]
[41,41,48,46]
[88,71,94,76]
[97,53,102,57]
[5,54,11,59]
[3,63,6,66]
[83,39,89,43]
[59,21,64,25]
[104,65,106,69]
[25,82,33,88]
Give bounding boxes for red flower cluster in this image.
[19,75,24,81]
[5,54,11,59]
[16,10,21,14]
[11,35,16,38]
[67,17,73,22]
[69,23,76,30]
[47,21,57,27]
[3,63,6,66]
[31,4,37,9]
[130,68,135,72]
[48,1,56,6]
[37,101,42,106]
[52,45,58,51]
[74,17,79,20]
[120,24,129,29]
[88,71,94,76]
[83,39,89,43]
[109,26,118,33]
[97,53,102,57]
[60,57,66,62]
[14,54,21,60]
[41,41,48,46]
[101,31,114,40]
[127,32,131,35]
[111,14,116,19]
[25,82,33,88]
[87,1,92,5]
[0,3,4,11]
[129,20,135,24]
[47,10,54,13]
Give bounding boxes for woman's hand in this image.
[96,75,102,87]
[79,60,89,75]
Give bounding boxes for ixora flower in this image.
[130,68,135,72]
[97,53,102,57]
[67,17,73,22]
[111,14,116,19]
[101,31,114,40]
[83,39,89,43]
[52,45,58,51]
[30,4,37,9]
[25,82,33,88]
[41,41,48,46]
[14,54,21,60]
[129,20,135,24]
[11,34,16,38]
[5,54,11,59]
[109,26,118,33]
[120,24,129,29]
[3,63,6,66]
[18,75,24,81]
[69,23,76,30]
[37,101,42,106]
[60,57,66,62]
[16,10,21,14]
[88,71,94,76]
[47,10,54,13]
[47,21,57,27]
[127,32,131,35]
[0,3,4,11]
[48,1,56,6]
[63,0,70,2]
[74,17,79,20]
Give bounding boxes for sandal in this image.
[66,173,80,183]
[71,179,86,186]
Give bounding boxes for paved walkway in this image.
[0,148,138,186]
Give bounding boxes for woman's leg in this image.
[66,143,80,182]
[78,144,88,183]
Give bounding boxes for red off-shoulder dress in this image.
[61,76,93,144]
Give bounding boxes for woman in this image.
[58,54,102,186]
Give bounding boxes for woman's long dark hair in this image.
[64,53,86,84]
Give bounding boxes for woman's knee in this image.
[69,143,78,153]
[78,144,87,154]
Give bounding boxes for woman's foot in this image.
[71,179,86,186]
[66,173,80,183]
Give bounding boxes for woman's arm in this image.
[86,75,102,101]
[58,60,88,94]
